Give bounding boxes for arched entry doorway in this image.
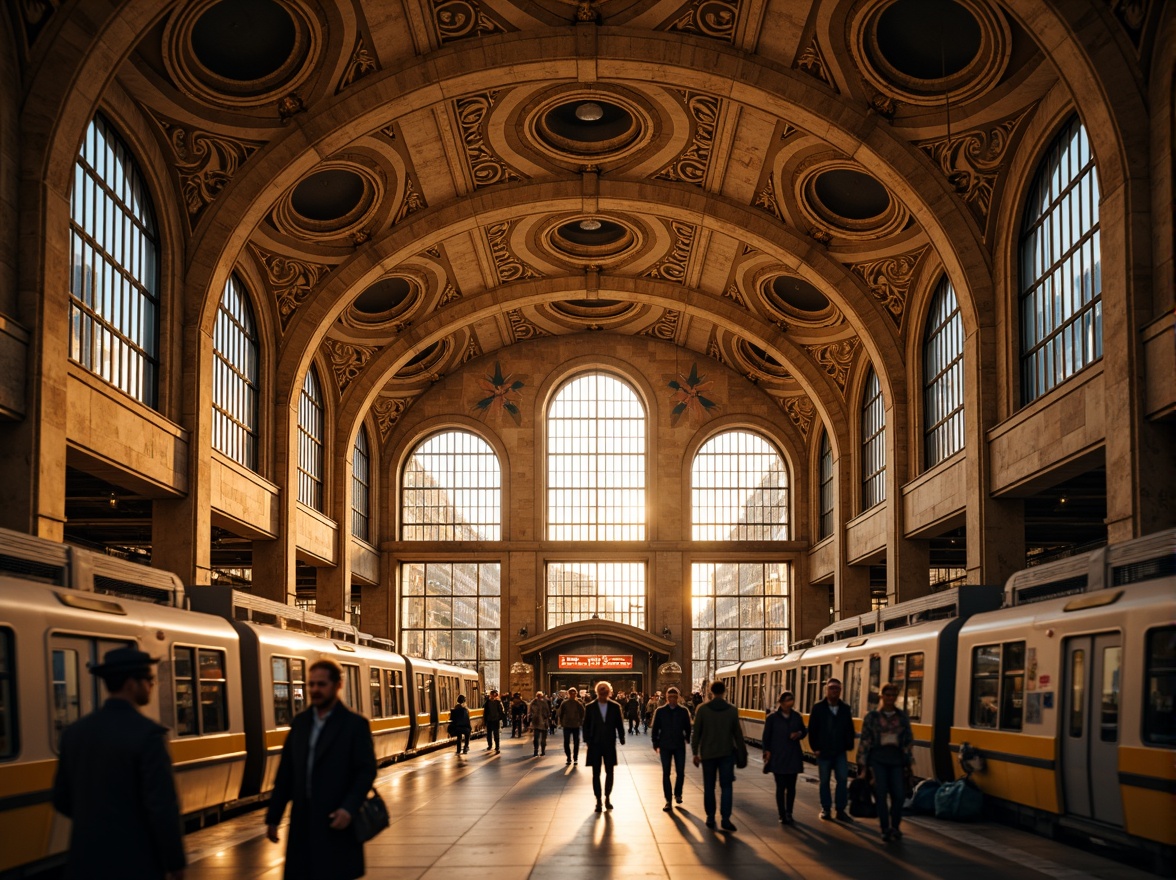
[516,620,678,698]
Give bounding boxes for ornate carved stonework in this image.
[779,395,815,437]
[722,283,748,310]
[506,309,549,342]
[455,92,522,188]
[918,109,1030,221]
[654,93,720,186]
[462,334,483,363]
[17,0,60,54]
[486,220,541,283]
[642,310,681,341]
[849,246,929,325]
[336,35,378,92]
[707,335,728,367]
[754,174,783,220]
[432,0,508,43]
[372,397,411,439]
[1110,0,1150,47]
[151,115,260,220]
[439,282,462,305]
[642,221,695,284]
[795,35,836,90]
[663,0,739,42]
[394,176,428,223]
[805,337,860,390]
[324,339,378,392]
[248,244,333,328]
[780,123,800,141]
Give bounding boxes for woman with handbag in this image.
[761,691,806,825]
[856,683,914,842]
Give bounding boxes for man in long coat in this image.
[52,646,186,880]
[582,680,626,811]
[266,658,377,880]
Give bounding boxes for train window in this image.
[52,648,82,747]
[342,663,362,712]
[785,668,796,698]
[843,660,863,716]
[1143,627,1175,746]
[889,653,924,721]
[416,674,432,715]
[971,642,1024,730]
[1001,642,1024,730]
[769,670,782,705]
[1100,646,1120,743]
[0,628,15,759]
[198,650,228,734]
[388,670,405,716]
[867,654,881,713]
[174,647,198,736]
[272,657,306,727]
[1069,650,1085,737]
[970,645,1000,728]
[438,677,452,713]
[370,668,384,718]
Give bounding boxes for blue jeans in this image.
[701,754,736,820]
[660,746,686,802]
[817,753,848,812]
[870,761,905,832]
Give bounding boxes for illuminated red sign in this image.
[558,654,633,670]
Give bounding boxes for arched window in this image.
[297,367,324,510]
[818,430,834,540]
[923,277,964,468]
[402,430,501,541]
[691,430,788,541]
[212,274,259,469]
[861,369,886,510]
[352,427,371,542]
[691,562,789,689]
[69,114,160,407]
[1019,115,1101,403]
[546,373,646,540]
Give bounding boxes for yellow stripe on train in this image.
[949,727,1058,813]
[0,803,57,873]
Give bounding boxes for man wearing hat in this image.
[52,646,186,880]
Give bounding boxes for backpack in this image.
[848,776,877,818]
[910,778,941,815]
[934,777,984,821]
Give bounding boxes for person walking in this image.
[510,693,527,738]
[557,687,586,765]
[650,686,692,812]
[762,691,807,825]
[482,689,505,752]
[857,683,915,842]
[450,694,472,755]
[582,681,626,811]
[52,646,186,880]
[691,680,745,832]
[265,658,378,880]
[808,678,857,822]
[644,693,658,734]
[624,692,641,734]
[530,691,552,756]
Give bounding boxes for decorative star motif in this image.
[668,363,719,424]
[474,361,524,421]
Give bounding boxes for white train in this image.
[0,527,481,877]
[718,529,1175,861]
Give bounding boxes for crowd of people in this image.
[51,646,916,880]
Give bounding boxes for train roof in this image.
[812,583,1002,646]
[188,585,386,647]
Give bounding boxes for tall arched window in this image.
[546,373,646,540]
[402,430,501,540]
[69,114,160,407]
[818,430,834,540]
[1019,115,1101,403]
[352,427,371,542]
[212,275,259,469]
[923,277,964,468]
[691,430,788,540]
[861,369,886,510]
[297,367,324,510]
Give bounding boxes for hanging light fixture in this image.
[575,101,604,122]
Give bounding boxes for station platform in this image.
[182,732,1155,880]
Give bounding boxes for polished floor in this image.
[183,730,1155,880]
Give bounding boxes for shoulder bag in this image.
[352,787,390,843]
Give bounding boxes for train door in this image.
[1061,633,1124,827]
[49,634,134,746]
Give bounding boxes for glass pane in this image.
[1144,627,1176,746]
[1100,646,1120,743]
[200,682,228,733]
[174,647,193,680]
[402,430,502,540]
[52,648,81,746]
[1069,649,1085,738]
[691,431,788,540]
[175,682,196,736]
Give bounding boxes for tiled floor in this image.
[183,731,1156,879]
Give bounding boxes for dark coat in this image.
[650,703,692,752]
[807,699,856,758]
[449,704,472,734]
[762,709,807,774]
[482,697,506,727]
[52,698,186,880]
[623,696,641,720]
[264,702,378,880]
[582,699,626,766]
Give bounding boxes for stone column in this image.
[252,399,297,605]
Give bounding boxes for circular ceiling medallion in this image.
[853,0,1010,107]
[395,340,450,379]
[347,276,418,325]
[163,0,319,107]
[525,88,655,165]
[272,163,381,241]
[761,273,841,326]
[540,215,642,267]
[795,160,907,241]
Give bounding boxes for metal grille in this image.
[297,368,324,510]
[818,430,834,539]
[69,114,160,407]
[401,430,501,541]
[400,562,501,688]
[691,430,788,541]
[923,277,965,468]
[547,373,646,541]
[352,427,371,542]
[691,562,789,689]
[861,370,886,510]
[546,561,645,629]
[212,275,259,469]
[1020,116,1102,403]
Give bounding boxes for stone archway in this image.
[517,619,675,699]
